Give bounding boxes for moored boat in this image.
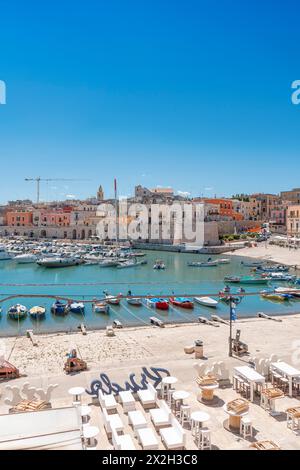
[104,292,121,305]
[194,296,218,308]
[188,260,218,267]
[169,297,194,309]
[241,261,262,268]
[51,300,67,315]
[93,302,110,314]
[274,287,300,297]
[37,256,82,268]
[67,302,85,314]
[260,290,292,301]
[127,297,143,306]
[14,253,38,264]
[29,306,46,319]
[224,275,270,285]
[217,258,230,264]
[8,304,27,320]
[153,259,166,270]
[146,298,169,310]
[0,245,12,261]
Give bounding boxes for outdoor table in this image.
[161,376,178,398]
[270,362,300,397]
[234,366,265,402]
[223,403,248,430]
[68,387,85,403]
[83,425,99,446]
[190,411,210,436]
[128,410,148,436]
[119,390,136,412]
[199,383,219,401]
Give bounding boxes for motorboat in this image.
[67,302,85,314]
[117,259,141,269]
[240,261,262,268]
[217,258,230,264]
[127,297,143,306]
[146,298,169,310]
[262,272,296,282]
[260,290,292,301]
[187,260,218,267]
[14,253,38,264]
[153,260,166,270]
[0,245,12,261]
[169,297,194,309]
[194,296,218,308]
[104,293,121,305]
[256,265,289,273]
[274,287,300,297]
[37,256,82,268]
[8,304,27,320]
[29,306,46,319]
[51,300,68,315]
[93,302,110,314]
[224,276,270,285]
[99,259,120,267]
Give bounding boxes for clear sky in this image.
[0,0,300,204]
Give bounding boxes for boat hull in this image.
[169,298,194,309]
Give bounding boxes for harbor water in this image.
[0,251,299,336]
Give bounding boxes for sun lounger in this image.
[136,427,159,450]
[102,408,124,439]
[150,400,172,429]
[160,415,186,450]
[137,383,157,409]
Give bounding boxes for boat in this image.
[256,265,289,273]
[153,260,166,270]
[217,258,230,264]
[260,290,292,301]
[113,319,123,328]
[0,245,12,261]
[127,297,143,306]
[51,300,67,315]
[67,302,85,314]
[274,287,300,297]
[93,302,110,314]
[99,259,120,267]
[7,304,27,320]
[29,306,46,319]
[241,261,262,268]
[117,259,146,269]
[194,296,218,308]
[188,260,218,267]
[224,276,270,285]
[104,293,121,305]
[14,253,38,264]
[146,298,169,310]
[37,256,82,268]
[169,297,194,309]
[261,272,296,282]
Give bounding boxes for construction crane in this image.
[25,177,90,203]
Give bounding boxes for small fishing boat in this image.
[188,260,218,267]
[194,296,218,308]
[274,287,300,297]
[117,259,146,269]
[93,302,110,314]
[153,259,166,270]
[29,306,46,319]
[241,261,262,268]
[146,298,169,310]
[169,297,194,309]
[262,272,296,282]
[8,304,27,320]
[37,256,82,268]
[224,276,270,285]
[217,258,230,264]
[113,319,123,328]
[51,300,67,315]
[127,297,143,306]
[67,302,85,314]
[104,292,121,305]
[260,290,292,301]
[256,265,289,273]
[99,259,120,267]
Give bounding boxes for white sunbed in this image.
[102,408,124,438]
[160,416,186,450]
[136,427,159,450]
[119,390,136,412]
[98,389,117,412]
[111,426,136,450]
[137,383,157,409]
[150,400,171,429]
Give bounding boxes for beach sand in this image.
[228,243,300,267]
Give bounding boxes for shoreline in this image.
[226,243,300,268]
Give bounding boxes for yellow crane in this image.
[25,177,90,203]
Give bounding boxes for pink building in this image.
[33,209,71,227]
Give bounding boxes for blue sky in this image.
[0,0,300,203]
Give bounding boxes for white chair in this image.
[137,383,157,409]
[119,390,136,412]
[198,427,211,450]
[102,408,124,439]
[160,415,186,450]
[150,400,172,429]
[136,427,159,450]
[167,388,175,407]
[240,416,253,439]
[98,389,117,412]
[111,426,136,450]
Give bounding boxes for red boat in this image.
[147,298,169,310]
[169,297,194,309]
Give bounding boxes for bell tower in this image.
[97,185,104,201]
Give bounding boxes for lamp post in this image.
[228,294,243,357]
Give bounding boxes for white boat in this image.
[93,302,110,314]
[127,297,142,306]
[0,245,12,260]
[29,306,46,319]
[99,259,119,267]
[153,260,166,269]
[194,296,218,308]
[37,256,82,268]
[8,304,27,320]
[275,287,300,297]
[188,260,218,267]
[67,302,85,314]
[14,253,38,264]
[217,258,230,264]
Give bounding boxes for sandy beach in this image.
[228,243,300,268]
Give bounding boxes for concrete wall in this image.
[217,220,261,236]
[0,225,97,240]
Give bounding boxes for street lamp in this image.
[228,294,243,357]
